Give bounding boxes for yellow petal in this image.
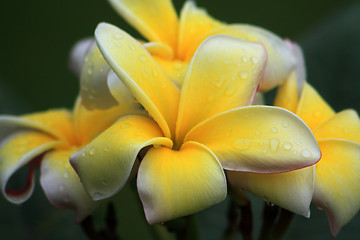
[108,0,178,49]
[0,131,59,203]
[70,115,172,201]
[144,42,174,60]
[274,72,299,113]
[22,110,75,145]
[177,1,223,61]
[152,57,189,88]
[314,109,360,143]
[296,83,335,129]
[40,148,102,222]
[185,106,320,173]
[74,76,144,145]
[176,35,267,145]
[137,141,226,224]
[313,139,360,236]
[79,41,118,110]
[227,165,314,217]
[183,24,296,91]
[95,23,180,138]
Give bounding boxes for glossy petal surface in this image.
[109,0,178,49]
[274,72,299,113]
[296,83,335,129]
[182,24,296,91]
[313,109,360,142]
[137,142,226,224]
[40,148,101,222]
[79,41,118,110]
[95,23,180,138]
[227,166,314,217]
[176,35,266,144]
[313,139,360,236]
[178,1,223,60]
[70,115,172,201]
[185,106,320,173]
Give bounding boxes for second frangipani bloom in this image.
[70,23,320,224]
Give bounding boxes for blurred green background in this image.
[0,0,359,239]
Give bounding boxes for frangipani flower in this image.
[70,23,320,224]
[78,0,296,110]
[228,43,360,236]
[0,75,142,221]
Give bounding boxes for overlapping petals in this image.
[92,0,297,92]
[71,22,321,224]
[272,65,360,235]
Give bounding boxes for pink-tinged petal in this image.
[109,0,178,50]
[70,115,172,201]
[40,148,102,222]
[68,37,94,78]
[285,40,306,93]
[274,72,299,113]
[0,131,60,203]
[185,106,320,173]
[296,83,335,129]
[227,165,314,217]
[79,41,118,110]
[314,109,360,143]
[176,35,267,146]
[313,139,360,236]
[182,24,296,91]
[95,23,180,138]
[137,141,227,224]
[177,1,223,60]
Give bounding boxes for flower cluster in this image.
[1,0,359,238]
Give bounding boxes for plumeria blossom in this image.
[78,0,296,110]
[70,23,321,224]
[228,43,360,236]
[0,70,143,221]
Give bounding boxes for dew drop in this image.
[301,150,312,158]
[212,77,224,87]
[104,144,110,152]
[87,64,94,75]
[266,202,275,207]
[225,87,236,96]
[63,171,69,178]
[81,152,86,157]
[232,138,252,151]
[102,180,108,186]
[251,56,259,64]
[271,127,278,133]
[282,121,289,128]
[138,54,147,62]
[99,67,105,73]
[128,43,135,50]
[89,147,96,156]
[295,141,302,146]
[142,70,149,79]
[270,138,280,152]
[283,142,293,150]
[113,33,123,40]
[239,70,249,79]
[241,56,248,63]
[262,148,268,153]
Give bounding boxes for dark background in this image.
[0,0,359,239]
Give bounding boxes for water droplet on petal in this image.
[113,33,123,40]
[241,56,248,63]
[270,138,280,152]
[138,54,147,62]
[271,127,278,133]
[128,43,135,50]
[295,141,302,146]
[63,171,69,178]
[301,150,312,158]
[283,142,293,150]
[104,144,110,152]
[89,147,96,156]
[239,71,249,79]
[251,56,259,64]
[282,121,289,128]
